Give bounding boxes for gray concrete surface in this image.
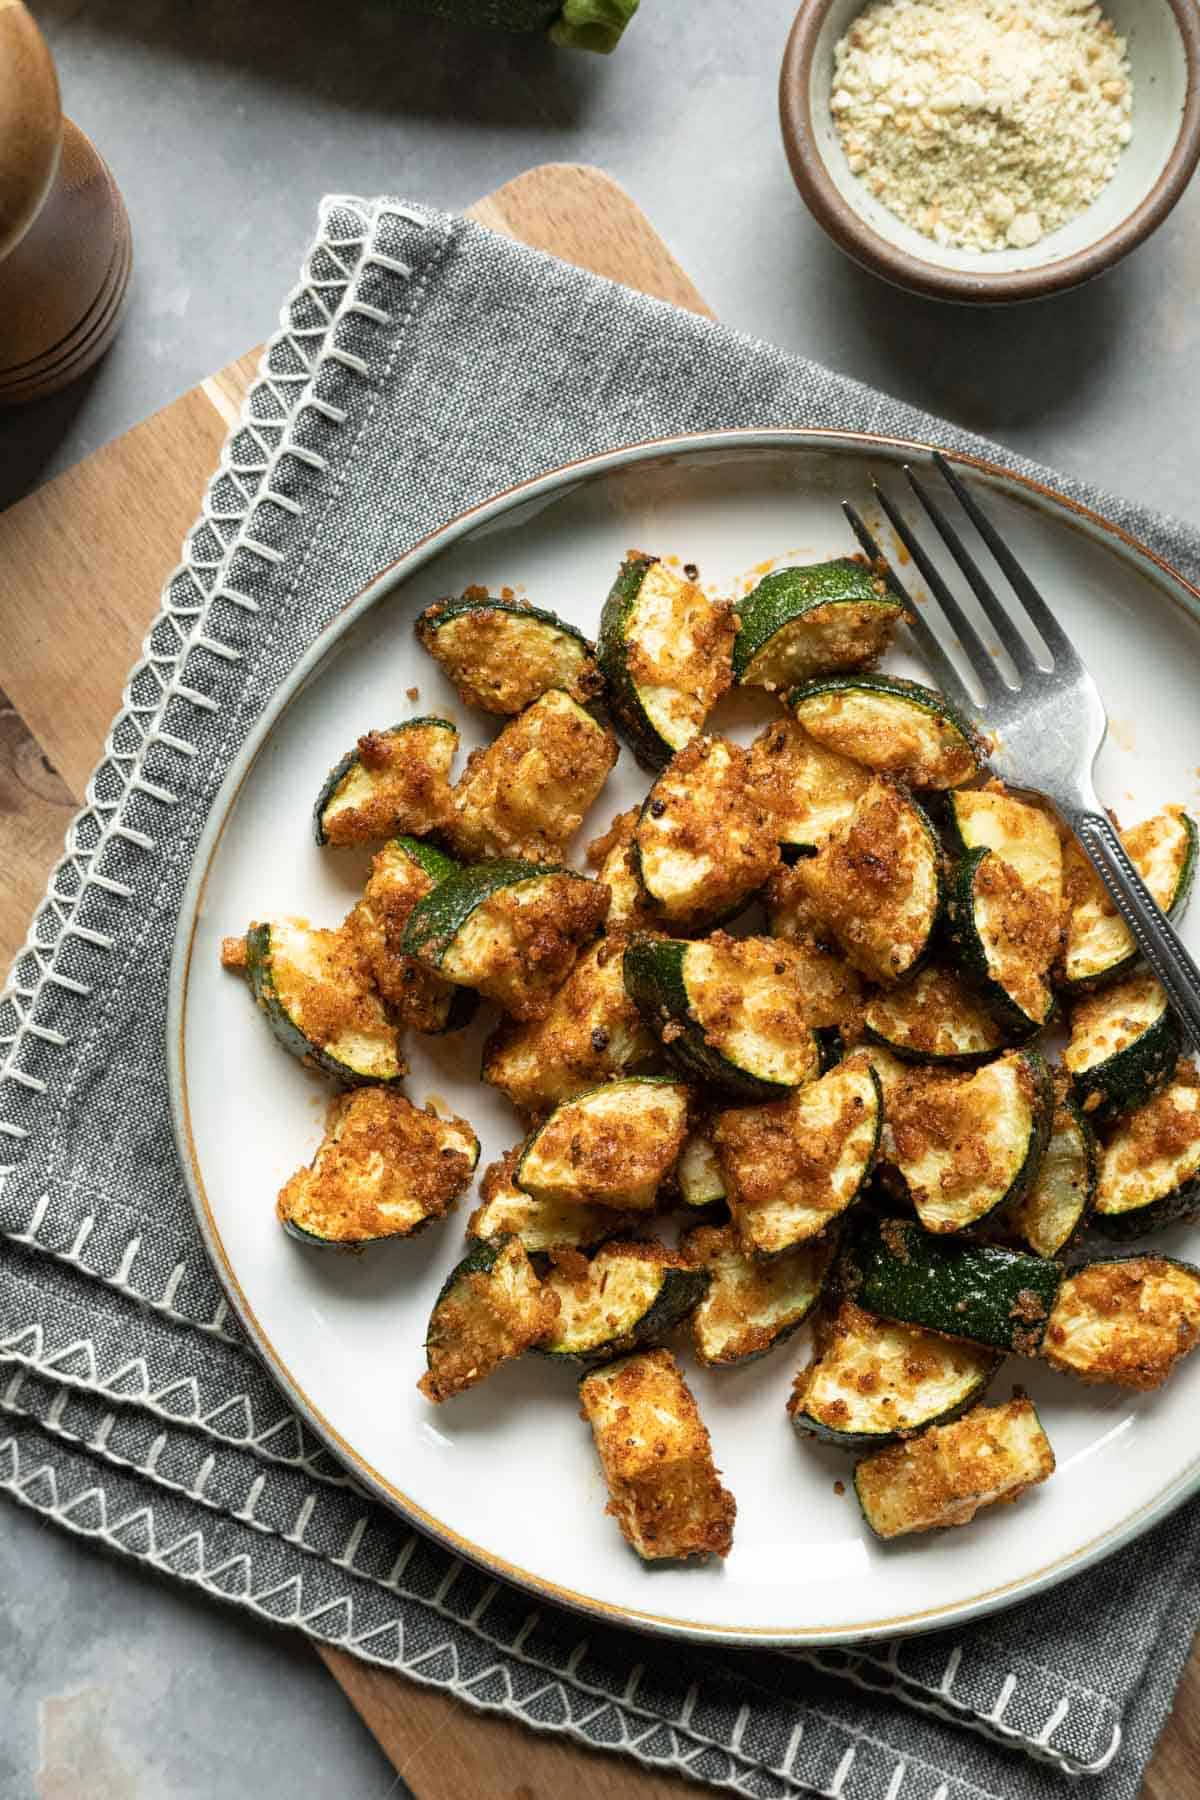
[1,1,1197,1794]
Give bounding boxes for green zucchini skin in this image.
[427,1235,506,1319]
[732,559,900,686]
[1065,990,1182,1125]
[244,923,403,1086]
[398,0,639,53]
[312,717,456,847]
[621,936,817,1102]
[417,592,591,649]
[1092,1082,1200,1240]
[400,858,585,969]
[537,1257,709,1366]
[946,846,1054,1040]
[847,1216,1063,1354]
[596,553,674,769]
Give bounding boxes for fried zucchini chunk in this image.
[482,931,658,1114]
[402,862,610,1023]
[468,1149,633,1253]
[415,589,601,714]
[853,1399,1055,1539]
[747,716,869,859]
[419,1236,558,1402]
[1041,1256,1200,1389]
[516,1076,690,1210]
[714,1056,882,1256]
[766,775,942,986]
[243,919,405,1085]
[538,1241,708,1363]
[277,1088,478,1246]
[586,807,662,932]
[684,1224,835,1366]
[314,719,456,846]
[445,688,618,862]
[633,736,779,930]
[346,837,473,1034]
[579,1349,736,1560]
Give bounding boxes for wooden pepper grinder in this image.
[0,3,132,406]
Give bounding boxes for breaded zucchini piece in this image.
[586,807,662,932]
[579,1349,736,1560]
[468,1149,633,1253]
[446,688,618,862]
[715,1056,882,1256]
[415,588,601,714]
[1060,806,1196,989]
[244,919,405,1085]
[853,1399,1054,1539]
[538,1241,708,1362]
[1041,1256,1200,1389]
[314,719,457,846]
[769,775,942,986]
[277,1088,478,1246]
[597,553,736,769]
[482,931,658,1114]
[346,837,474,1034]
[633,736,779,930]
[684,1224,835,1366]
[516,1076,690,1210]
[1004,1070,1096,1258]
[402,862,610,1023]
[747,716,869,858]
[864,962,1010,1068]
[788,674,981,791]
[1092,1072,1200,1238]
[419,1236,558,1402]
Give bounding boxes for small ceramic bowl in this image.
[780,0,1200,303]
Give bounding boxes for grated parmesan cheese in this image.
[830,0,1134,252]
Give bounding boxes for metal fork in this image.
[843,451,1200,1051]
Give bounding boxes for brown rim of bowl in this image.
[780,0,1200,305]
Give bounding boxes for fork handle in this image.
[1072,810,1200,1053]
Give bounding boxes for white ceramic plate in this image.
[170,431,1200,1646]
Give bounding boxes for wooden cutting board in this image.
[0,161,1191,1800]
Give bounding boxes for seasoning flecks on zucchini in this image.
[1004,1072,1097,1258]
[884,1049,1053,1235]
[1063,973,1181,1124]
[277,1088,478,1246]
[864,962,1010,1068]
[633,735,779,930]
[853,1398,1054,1540]
[538,1241,708,1363]
[1093,1077,1200,1239]
[946,786,1063,903]
[732,559,906,691]
[747,717,870,861]
[623,932,823,1102]
[347,836,476,1035]
[579,1349,736,1561]
[586,806,662,932]
[597,553,736,769]
[468,1149,633,1254]
[516,1075,690,1210]
[715,1056,882,1257]
[1041,1256,1200,1389]
[245,919,405,1084]
[482,931,658,1115]
[789,1300,997,1449]
[313,718,457,847]
[419,1235,558,1402]
[401,860,610,1022]
[787,673,982,791]
[415,589,601,715]
[947,846,1058,1038]
[683,1224,835,1366]
[848,1216,1062,1355]
[772,774,942,986]
[1061,806,1197,989]
[445,687,618,863]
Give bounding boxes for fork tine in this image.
[931,452,1082,671]
[841,502,977,716]
[904,465,1040,679]
[871,480,1014,702]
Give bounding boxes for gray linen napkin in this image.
[2,195,1198,1800]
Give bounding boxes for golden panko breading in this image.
[854,1399,1054,1539]
[579,1349,736,1560]
[437,872,611,1022]
[416,589,602,715]
[1041,1257,1200,1390]
[318,722,457,845]
[633,736,779,929]
[419,1236,559,1402]
[446,688,618,862]
[346,842,460,1033]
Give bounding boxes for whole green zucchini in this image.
[399,0,639,52]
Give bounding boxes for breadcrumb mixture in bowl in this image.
[780,0,1200,302]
